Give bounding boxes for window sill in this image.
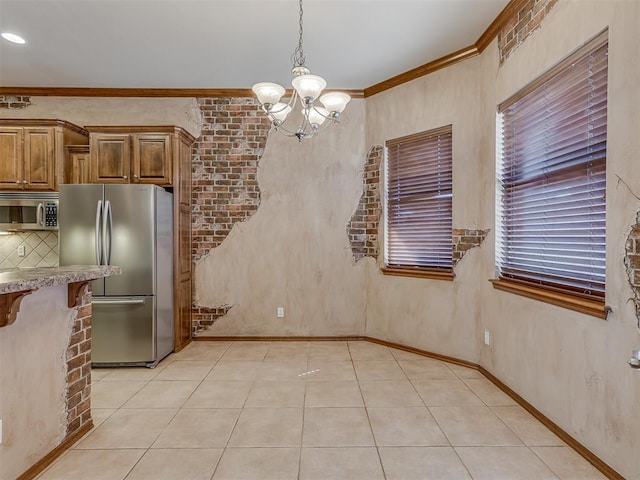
[381,266,454,281]
[489,279,608,319]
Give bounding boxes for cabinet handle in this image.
[123,175,128,179]
[133,174,138,179]
[22,180,27,184]
[15,180,20,184]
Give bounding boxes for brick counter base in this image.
[65,286,92,436]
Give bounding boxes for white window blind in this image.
[385,125,453,270]
[496,32,608,299]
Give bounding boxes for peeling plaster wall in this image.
[365,52,491,363]
[482,2,640,477]
[194,100,368,336]
[0,286,73,480]
[366,1,640,476]
[625,214,640,325]
[347,145,382,261]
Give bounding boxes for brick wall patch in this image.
[453,229,490,266]
[497,0,558,65]
[191,97,270,331]
[193,304,233,334]
[0,95,31,109]
[625,213,640,327]
[65,285,93,436]
[348,145,383,261]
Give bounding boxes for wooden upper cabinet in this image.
[133,133,172,185]
[0,120,88,191]
[66,145,91,184]
[90,134,131,183]
[0,128,23,189]
[23,128,55,190]
[86,127,188,186]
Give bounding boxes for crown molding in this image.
[0,87,365,99]
[363,45,479,98]
[0,0,524,100]
[364,0,527,98]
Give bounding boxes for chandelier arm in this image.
[309,104,338,121]
[272,125,307,138]
[285,89,299,109]
[300,108,315,134]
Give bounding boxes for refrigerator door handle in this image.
[92,298,146,305]
[103,200,112,265]
[95,200,103,265]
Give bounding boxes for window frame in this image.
[492,30,609,319]
[382,125,454,281]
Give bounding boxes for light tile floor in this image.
[37,340,606,480]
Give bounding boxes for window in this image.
[494,31,608,317]
[383,125,453,279]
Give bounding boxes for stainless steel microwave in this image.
[0,192,59,231]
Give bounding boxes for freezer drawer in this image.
[91,296,155,365]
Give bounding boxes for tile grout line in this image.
[210,342,265,479]
[297,346,310,480]
[358,344,391,480]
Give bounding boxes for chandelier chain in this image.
[291,0,306,67]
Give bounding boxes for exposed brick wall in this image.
[65,285,92,436]
[0,95,31,109]
[498,0,558,65]
[452,229,490,266]
[625,213,640,326]
[191,97,270,330]
[348,146,383,261]
[193,304,232,334]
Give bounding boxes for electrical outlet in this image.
[17,245,25,257]
[277,307,285,318]
[484,330,491,346]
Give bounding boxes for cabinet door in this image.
[90,134,131,183]
[0,128,24,189]
[23,127,55,190]
[132,134,172,185]
[67,147,91,184]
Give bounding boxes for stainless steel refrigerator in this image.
[59,184,173,367]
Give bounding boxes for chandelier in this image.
[251,0,351,141]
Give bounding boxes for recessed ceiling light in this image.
[1,32,26,44]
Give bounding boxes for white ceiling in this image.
[0,0,509,90]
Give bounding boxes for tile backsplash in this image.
[0,232,59,269]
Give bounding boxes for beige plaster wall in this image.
[0,285,73,480]
[194,100,368,336]
[480,2,640,478]
[364,53,494,362]
[366,0,640,476]
[0,97,202,137]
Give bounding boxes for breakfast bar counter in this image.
[0,265,120,480]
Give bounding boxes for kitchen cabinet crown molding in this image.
[84,125,195,144]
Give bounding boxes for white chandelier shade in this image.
[319,92,351,114]
[251,82,285,107]
[291,74,327,101]
[307,106,329,126]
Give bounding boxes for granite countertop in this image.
[0,265,121,295]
